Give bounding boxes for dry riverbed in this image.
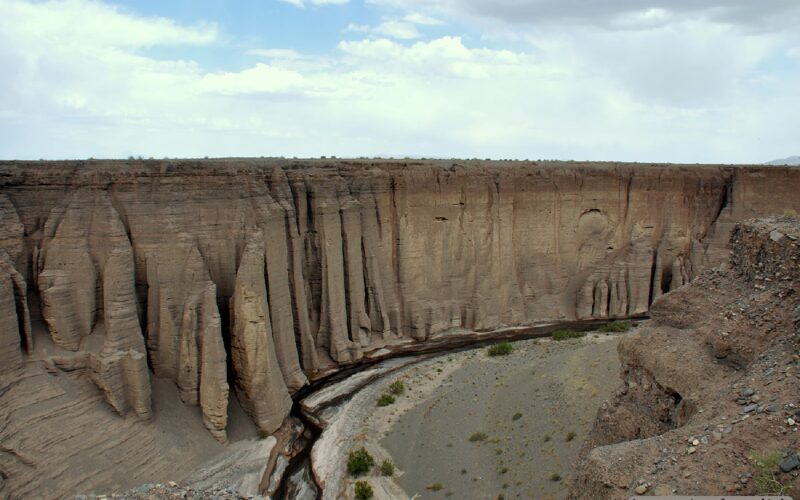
[327,331,626,499]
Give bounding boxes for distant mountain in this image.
[765,156,800,165]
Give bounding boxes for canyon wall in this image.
[1,159,798,454]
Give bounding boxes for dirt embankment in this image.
[571,216,800,498]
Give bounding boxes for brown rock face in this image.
[230,231,293,434]
[570,216,800,499]
[0,159,798,495]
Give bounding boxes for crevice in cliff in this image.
[660,265,673,295]
[647,250,659,307]
[360,236,370,337]
[388,176,403,326]
[708,175,734,237]
[339,208,354,344]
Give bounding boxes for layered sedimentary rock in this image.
[0,159,798,479]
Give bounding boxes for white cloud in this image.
[344,11,444,40]
[364,0,800,32]
[345,23,371,33]
[373,20,421,39]
[279,0,349,7]
[0,0,798,164]
[198,64,309,94]
[0,0,217,48]
[247,48,304,60]
[403,12,444,25]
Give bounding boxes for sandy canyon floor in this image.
[329,332,624,500]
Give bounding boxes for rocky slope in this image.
[0,159,799,497]
[571,216,800,498]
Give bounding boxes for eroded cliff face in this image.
[0,159,798,496]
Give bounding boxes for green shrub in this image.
[551,329,585,341]
[469,432,488,442]
[512,412,523,421]
[389,380,405,395]
[488,341,514,356]
[543,434,551,442]
[549,472,561,482]
[599,320,632,333]
[427,483,444,491]
[751,451,790,495]
[354,480,373,500]
[377,393,396,407]
[380,458,395,476]
[566,431,577,442]
[347,448,375,477]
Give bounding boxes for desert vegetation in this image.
[347,448,375,477]
[750,451,790,495]
[598,320,632,333]
[377,393,396,407]
[354,480,374,500]
[488,341,514,356]
[551,329,585,341]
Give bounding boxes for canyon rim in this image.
[0,158,799,499]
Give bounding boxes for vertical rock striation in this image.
[0,159,798,447]
[230,231,292,434]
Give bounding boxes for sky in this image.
[0,0,799,163]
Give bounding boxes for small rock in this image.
[742,404,759,414]
[769,230,785,242]
[779,454,800,473]
[687,446,696,454]
[740,387,756,397]
[634,485,649,495]
[691,439,700,446]
[653,484,672,495]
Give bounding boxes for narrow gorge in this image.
[0,159,798,498]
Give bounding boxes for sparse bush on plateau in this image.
[380,458,395,476]
[566,431,577,442]
[354,480,373,500]
[488,341,513,356]
[750,451,790,495]
[347,447,375,477]
[377,393,396,406]
[469,432,489,442]
[389,379,405,395]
